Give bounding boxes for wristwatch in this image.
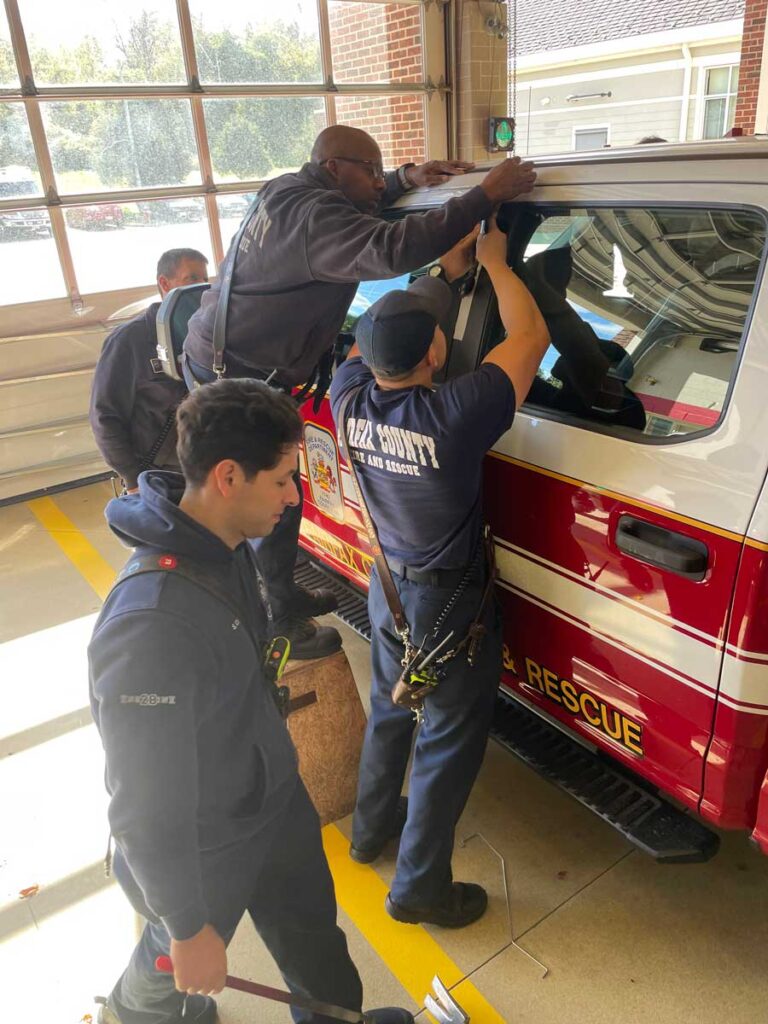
[428,264,448,282]
[397,163,416,191]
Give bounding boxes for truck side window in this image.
[510,205,766,440]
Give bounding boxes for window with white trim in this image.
[573,126,609,152]
[702,65,739,139]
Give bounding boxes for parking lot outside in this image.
[0,216,244,306]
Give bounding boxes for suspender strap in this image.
[336,390,410,642]
[210,194,326,403]
[464,525,498,667]
[212,196,261,379]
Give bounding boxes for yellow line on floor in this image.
[26,497,116,600]
[322,824,507,1024]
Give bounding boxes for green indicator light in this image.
[488,116,515,152]
[496,121,513,147]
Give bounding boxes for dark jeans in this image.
[109,781,362,1024]
[182,355,304,623]
[353,567,502,907]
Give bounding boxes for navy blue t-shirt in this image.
[329,357,515,571]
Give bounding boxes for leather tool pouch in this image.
[392,665,439,711]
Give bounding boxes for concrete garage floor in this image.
[2,480,768,1024]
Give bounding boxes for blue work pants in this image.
[353,567,502,907]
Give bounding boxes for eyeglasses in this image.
[321,156,386,181]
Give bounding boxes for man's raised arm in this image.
[308,158,537,284]
[478,218,551,408]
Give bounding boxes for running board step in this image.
[294,557,372,640]
[293,557,720,863]
[490,692,720,863]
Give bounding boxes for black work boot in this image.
[363,1009,415,1023]
[280,616,342,660]
[288,584,339,618]
[95,994,218,1023]
[385,882,488,929]
[350,796,409,864]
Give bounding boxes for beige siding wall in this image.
[508,39,742,156]
[514,63,685,154]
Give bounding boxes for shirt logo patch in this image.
[120,693,177,706]
[158,555,178,569]
[150,357,164,374]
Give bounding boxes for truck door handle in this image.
[615,515,708,580]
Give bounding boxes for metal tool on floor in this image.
[460,832,549,978]
[425,975,470,1024]
[156,956,470,1023]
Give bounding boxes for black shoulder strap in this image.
[140,407,180,473]
[212,195,262,379]
[109,552,253,640]
[336,389,410,643]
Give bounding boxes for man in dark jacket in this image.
[89,248,209,492]
[183,124,536,659]
[90,379,413,1024]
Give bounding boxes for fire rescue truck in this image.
[293,138,768,865]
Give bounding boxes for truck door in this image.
[485,196,768,817]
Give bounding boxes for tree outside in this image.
[0,10,323,198]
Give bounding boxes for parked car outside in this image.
[0,170,52,241]
[67,204,125,231]
[0,208,52,241]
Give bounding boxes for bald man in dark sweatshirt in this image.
[183,124,536,660]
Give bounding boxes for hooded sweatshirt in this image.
[183,162,492,385]
[88,471,298,941]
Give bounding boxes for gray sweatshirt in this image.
[184,162,492,384]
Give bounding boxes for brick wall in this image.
[734,0,767,131]
[457,0,508,162]
[329,2,426,166]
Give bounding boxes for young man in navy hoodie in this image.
[89,379,412,1024]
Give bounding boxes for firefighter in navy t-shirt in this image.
[330,219,550,928]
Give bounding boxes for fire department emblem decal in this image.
[304,423,344,522]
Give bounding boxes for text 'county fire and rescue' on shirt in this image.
[329,356,515,572]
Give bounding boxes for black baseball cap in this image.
[355,276,453,376]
